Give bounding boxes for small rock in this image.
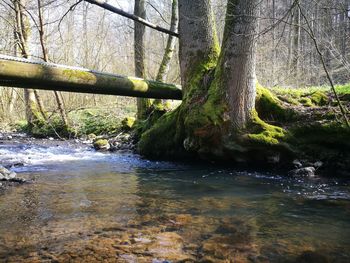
[314,161,323,168]
[267,155,280,164]
[93,139,110,151]
[288,167,316,178]
[293,159,303,168]
[0,165,25,183]
[0,165,15,180]
[88,133,97,140]
[48,137,54,141]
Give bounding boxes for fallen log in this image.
[0,55,182,100]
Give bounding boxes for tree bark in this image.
[178,0,219,94]
[134,0,151,119]
[217,0,259,130]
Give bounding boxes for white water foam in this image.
[0,144,106,166]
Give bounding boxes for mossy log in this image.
[0,55,182,100]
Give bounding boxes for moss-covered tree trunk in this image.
[139,0,286,162]
[14,0,45,129]
[134,0,151,119]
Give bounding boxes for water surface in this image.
[0,140,349,262]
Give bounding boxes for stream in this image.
[0,137,349,262]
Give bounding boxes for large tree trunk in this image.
[134,0,151,119]
[216,0,259,130]
[139,0,285,162]
[178,0,219,93]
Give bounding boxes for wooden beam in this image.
[0,55,182,100]
[84,0,179,38]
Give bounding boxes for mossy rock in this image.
[93,139,110,151]
[121,117,136,131]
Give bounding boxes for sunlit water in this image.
[0,140,349,262]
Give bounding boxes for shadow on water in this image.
[0,141,349,262]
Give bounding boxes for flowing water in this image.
[0,138,349,262]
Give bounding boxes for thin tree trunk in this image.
[271,0,276,86]
[292,2,301,86]
[14,0,44,127]
[9,21,19,116]
[134,0,151,119]
[153,0,179,108]
[37,0,69,127]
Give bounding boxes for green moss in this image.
[246,110,286,145]
[121,117,136,130]
[128,77,149,92]
[138,107,186,159]
[62,69,95,81]
[69,109,123,136]
[299,97,314,107]
[335,83,350,94]
[255,85,296,122]
[20,115,73,138]
[310,91,328,106]
[277,95,299,105]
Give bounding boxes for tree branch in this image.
[84,0,179,38]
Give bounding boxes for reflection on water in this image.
[0,142,349,262]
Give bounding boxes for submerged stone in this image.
[288,167,316,178]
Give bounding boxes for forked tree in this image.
[139,0,279,161]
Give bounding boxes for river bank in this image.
[1,85,349,182]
